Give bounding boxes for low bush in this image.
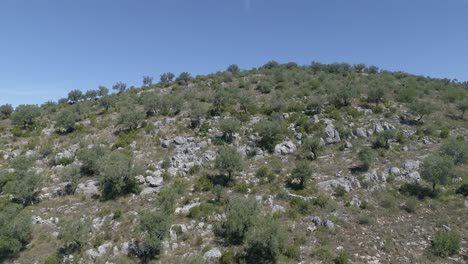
[431,230,461,257]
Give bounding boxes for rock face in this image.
[75,180,100,198]
[274,141,297,155]
[353,120,396,138]
[323,124,341,144]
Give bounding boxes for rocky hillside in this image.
[0,62,467,264]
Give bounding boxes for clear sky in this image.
[1,0,467,106]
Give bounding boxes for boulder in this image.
[140,187,160,195]
[389,167,401,176]
[274,141,297,155]
[161,140,171,148]
[173,136,187,145]
[204,247,222,259]
[403,160,420,173]
[146,176,163,187]
[75,180,100,198]
[323,124,341,144]
[135,175,146,185]
[317,177,360,192]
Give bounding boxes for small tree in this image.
[245,217,287,264]
[302,136,324,160]
[67,89,83,104]
[367,85,386,105]
[223,197,258,244]
[97,86,109,97]
[112,81,127,94]
[189,102,208,128]
[2,156,42,205]
[212,87,230,115]
[215,145,243,180]
[160,72,175,84]
[99,95,115,112]
[130,187,176,262]
[227,64,240,75]
[84,89,98,100]
[142,92,160,117]
[11,104,41,129]
[55,107,79,133]
[175,72,191,85]
[256,120,283,152]
[358,147,377,171]
[456,99,468,119]
[0,104,13,120]
[142,76,153,87]
[97,152,139,200]
[118,108,145,131]
[291,160,312,189]
[409,100,435,122]
[431,230,461,258]
[219,117,241,143]
[421,154,454,192]
[77,146,108,176]
[58,218,91,254]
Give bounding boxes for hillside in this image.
[0,62,467,264]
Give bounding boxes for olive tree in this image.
[291,160,313,189]
[55,107,79,133]
[409,100,435,122]
[227,64,240,75]
[67,89,83,104]
[302,136,324,160]
[255,120,283,152]
[11,104,41,129]
[439,139,468,165]
[223,197,258,244]
[58,218,91,254]
[97,152,140,200]
[189,101,208,128]
[219,117,241,143]
[0,104,13,120]
[118,108,145,131]
[175,72,191,85]
[84,89,98,100]
[99,95,115,112]
[456,99,468,119]
[215,145,243,180]
[97,86,109,97]
[0,204,32,260]
[245,217,287,263]
[2,156,43,205]
[421,154,454,192]
[160,72,175,84]
[112,81,127,94]
[142,76,153,87]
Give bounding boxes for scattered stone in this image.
[140,187,160,195]
[325,220,335,231]
[173,136,187,145]
[135,175,146,185]
[161,140,171,148]
[272,205,286,213]
[389,167,401,176]
[175,202,201,215]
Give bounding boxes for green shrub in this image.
[194,175,213,192]
[431,230,461,257]
[233,181,248,193]
[220,247,236,264]
[189,203,216,220]
[291,160,313,189]
[403,197,417,213]
[117,108,145,131]
[255,120,283,152]
[284,243,300,260]
[289,197,313,215]
[334,250,350,264]
[44,255,59,264]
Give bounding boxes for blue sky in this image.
[1,0,467,106]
